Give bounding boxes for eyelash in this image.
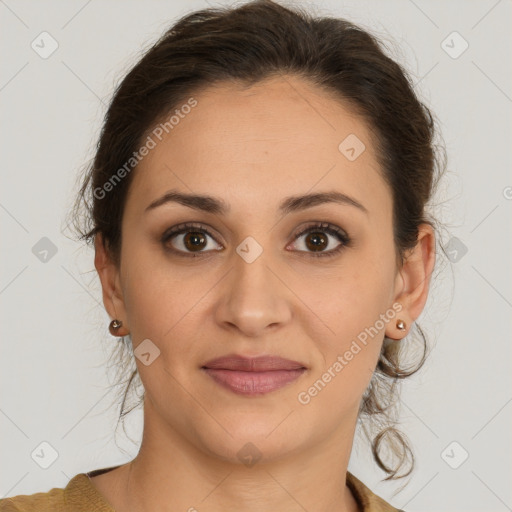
[161,221,351,259]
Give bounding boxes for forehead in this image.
[127,75,390,216]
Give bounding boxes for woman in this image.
[0,0,442,510]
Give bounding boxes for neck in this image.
[116,401,361,512]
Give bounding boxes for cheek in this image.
[301,251,395,343]
[120,240,226,373]
[120,240,196,343]
[295,264,394,414]
[294,248,396,407]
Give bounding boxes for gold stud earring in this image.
[396,319,406,331]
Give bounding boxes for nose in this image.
[214,248,292,338]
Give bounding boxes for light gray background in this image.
[1,1,511,511]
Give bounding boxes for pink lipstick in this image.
[201,354,307,396]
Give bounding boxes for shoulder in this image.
[346,472,406,512]
[0,472,114,512]
[0,486,66,512]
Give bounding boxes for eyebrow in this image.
[144,189,368,215]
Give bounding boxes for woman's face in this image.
[99,75,416,464]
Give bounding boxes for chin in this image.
[191,417,311,467]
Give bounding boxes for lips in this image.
[201,354,307,395]
[202,354,306,371]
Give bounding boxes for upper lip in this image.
[202,354,307,371]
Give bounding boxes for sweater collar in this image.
[64,466,402,512]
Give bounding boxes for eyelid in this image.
[287,221,350,258]
[161,221,351,257]
[161,222,223,256]
[161,222,222,243]
[289,221,349,243]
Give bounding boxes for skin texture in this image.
[92,75,435,512]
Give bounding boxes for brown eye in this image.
[289,222,350,258]
[304,231,328,252]
[183,231,207,251]
[162,223,222,256]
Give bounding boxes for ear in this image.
[94,233,130,336]
[385,224,436,340]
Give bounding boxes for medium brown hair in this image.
[69,0,445,481]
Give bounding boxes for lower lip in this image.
[202,368,306,395]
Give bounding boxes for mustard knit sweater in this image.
[0,467,404,512]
